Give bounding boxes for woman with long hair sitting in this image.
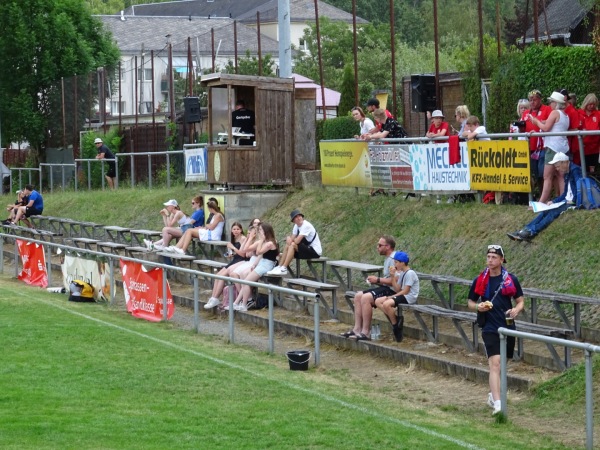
[168,199,224,254]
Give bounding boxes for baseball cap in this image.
[487,244,506,263]
[163,199,178,207]
[391,251,409,263]
[549,152,569,164]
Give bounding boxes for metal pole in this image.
[234,21,238,74]
[228,282,235,343]
[278,0,292,78]
[389,0,397,118]
[211,29,216,72]
[478,0,484,79]
[257,12,263,76]
[148,155,152,189]
[585,350,594,449]
[151,50,156,149]
[45,244,51,286]
[496,1,502,58]
[579,135,587,178]
[314,0,327,120]
[109,258,115,305]
[352,0,359,107]
[193,276,199,332]
[162,268,168,322]
[87,161,91,190]
[268,290,274,353]
[433,0,440,109]
[500,332,508,415]
[314,294,320,366]
[166,153,171,188]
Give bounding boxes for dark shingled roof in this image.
[98,15,280,55]
[523,0,589,43]
[121,0,367,24]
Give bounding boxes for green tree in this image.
[0,0,120,160]
[338,64,356,116]
[223,51,276,77]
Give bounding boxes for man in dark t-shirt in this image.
[95,137,116,189]
[232,100,255,145]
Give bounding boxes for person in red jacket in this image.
[561,90,582,157]
[521,89,552,196]
[425,110,449,139]
[578,93,600,174]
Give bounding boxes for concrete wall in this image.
[201,189,287,233]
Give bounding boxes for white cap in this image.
[94,138,103,144]
[163,199,178,207]
[549,152,569,164]
[431,110,444,118]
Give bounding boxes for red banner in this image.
[17,239,48,288]
[120,260,174,322]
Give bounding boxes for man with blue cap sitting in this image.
[375,251,419,343]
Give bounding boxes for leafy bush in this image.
[321,116,358,140]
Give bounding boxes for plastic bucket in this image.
[286,350,310,371]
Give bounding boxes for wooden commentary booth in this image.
[201,73,316,188]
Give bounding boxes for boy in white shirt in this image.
[462,115,490,141]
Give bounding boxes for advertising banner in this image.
[120,260,174,322]
[61,254,111,301]
[368,144,413,190]
[185,147,208,182]
[409,142,471,191]
[320,141,372,187]
[468,140,531,193]
[16,239,48,288]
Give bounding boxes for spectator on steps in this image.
[169,200,224,254]
[12,184,43,228]
[145,197,204,251]
[3,189,28,225]
[204,220,259,310]
[340,235,396,341]
[351,106,375,139]
[374,251,419,343]
[266,209,321,276]
[425,110,449,139]
[467,245,524,416]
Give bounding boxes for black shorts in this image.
[25,207,42,217]
[106,163,116,178]
[391,295,408,306]
[362,285,395,305]
[296,242,320,259]
[482,332,515,359]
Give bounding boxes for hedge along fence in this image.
[487,45,600,133]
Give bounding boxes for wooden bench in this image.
[194,239,229,260]
[72,237,100,250]
[193,259,228,288]
[416,272,599,338]
[103,226,130,244]
[285,278,339,319]
[401,303,574,371]
[288,256,330,281]
[325,259,383,290]
[129,229,162,247]
[125,246,154,257]
[96,241,128,255]
[1,223,62,242]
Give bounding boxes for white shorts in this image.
[233,256,257,276]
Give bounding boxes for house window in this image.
[111,101,125,114]
[137,68,153,82]
[138,102,153,114]
[299,39,307,50]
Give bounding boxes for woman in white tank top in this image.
[526,91,570,202]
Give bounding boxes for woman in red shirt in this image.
[578,93,600,174]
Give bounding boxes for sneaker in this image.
[246,298,255,309]
[267,266,288,276]
[506,231,523,241]
[517,229,534,241]
[492,401,502,416]
[204,297,220,309]
[233,303,241,311]
[237,304,248,312]
[143,239,153,250]
[392,316,404,342]
[487,393,494,409]
[153,244,165,251]
[223,305,230,311]
[171,246,184,255]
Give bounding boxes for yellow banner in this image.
[319,141,372,187]
[468,140,531,193]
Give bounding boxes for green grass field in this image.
[0,276,576,450]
